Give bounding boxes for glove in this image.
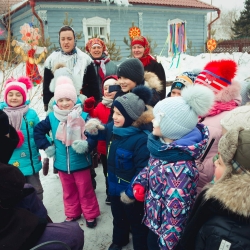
[120,191,135,204]
[45,145,55,158]
[44,104,48,112]
[72,140,88,154]
[43,158,49,176]
[85,118,105,135]
[84,96,95,109]
[133,184,145,202]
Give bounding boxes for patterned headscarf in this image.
[85,38,107,54]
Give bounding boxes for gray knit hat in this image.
[153,85,214,139]
[117,58,144,85]
[113,85,152,127]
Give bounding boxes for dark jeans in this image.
[110,195,148,250]
[147,230,160,250]
[100,154,108,195]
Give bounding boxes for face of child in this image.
[60,30,75,53]
[7,90,23,107]
[57,98,74,110]
[103,86,116,99]
[170,89,182,97]
[89,45,103,59]
[214,154,226,182]
[113,107,125,127]
[118,77,136,93]
[132,44,145,59]
[152,118,163,137]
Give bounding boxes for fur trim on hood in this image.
[205,172,250,218]
[215,79,241,104]
[132,105,154,128]
[144,71,163,93]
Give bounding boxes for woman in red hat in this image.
[131,35,166,99]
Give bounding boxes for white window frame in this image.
[82,16,111,45]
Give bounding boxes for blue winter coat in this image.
[0,102,42,176]
[34,111,96,173]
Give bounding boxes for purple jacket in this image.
[133,124,210,249]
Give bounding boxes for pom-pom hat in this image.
[153,85,214,140]
[4,76,33,106]
[103,75,119,87]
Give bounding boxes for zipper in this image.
[200,138,215,163]
[24,116,35,174]
[66,146,70,174]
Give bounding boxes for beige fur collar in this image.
[132,105,154,128]
[205,173,250,217]
[144,71,163,93]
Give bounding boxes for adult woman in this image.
[131,35,166,99]
[43,26,99,111]
[85,38,117,100]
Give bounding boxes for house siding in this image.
[9,2,211,60]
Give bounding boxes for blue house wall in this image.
[9,1,211,60]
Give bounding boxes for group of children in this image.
[1,57,250,250]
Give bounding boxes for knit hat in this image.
[4,76,33,106]
[117,58,144,85]
[103,75,119,87]
[85,38,106,54]
[221,105,250,132]
[113,85,152,127]
[54,76,77,104]
[218,127,250,174]
[50,63,82,95]
[131,36,150,57]
[0,110,10,137]
[153,85,214,139]
[195,59,237,94]
[168,75,193,96]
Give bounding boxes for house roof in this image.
[0,0,24,14]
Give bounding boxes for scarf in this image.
[59,45,77,56]
[102,97,113,108]
[53,104,86,146]
[139,54,156,67]
[204,100,238,117]
[94,56,111,81]
[3,105,29,131]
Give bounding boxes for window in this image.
[82,17,111,44]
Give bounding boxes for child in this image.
[84,75,119,205]
[167,75,193,97]
[85,85,153,250]
[0,76,43,200]
[132,84,214,249]
[178,127,250,250]
[34,74,100,227]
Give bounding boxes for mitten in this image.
[133,184,145,202]
[84,96,95,109]
[44,104,48,112]
[43,158,49,176]
[85,118,105,135]
[45,145,55,158]
[120,191,135,204]
[72,140,88,154]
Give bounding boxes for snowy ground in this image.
[40,151,133,250]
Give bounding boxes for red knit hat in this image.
[194,59,237,94]
[4,76,33,106]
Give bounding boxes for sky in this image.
[202,0,245,11]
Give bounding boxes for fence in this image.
[212,39,250,53]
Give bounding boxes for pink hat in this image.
[54,76,77,103]
[4,76,33,106]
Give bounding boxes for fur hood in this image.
[205,172,250,218]
[215,79,242,104]
[132,105,154,128]
[144,71,163,93]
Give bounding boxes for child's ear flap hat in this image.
[194,59,240,103]
[153,84,214,140]
[4,76,33,106]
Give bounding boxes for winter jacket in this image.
[84,101,111,155]
[133,123,210,250]
[0,102,42,176]
[43,47,99,105]
[91,54,117,99]
[34,111,96,173]
[144,59,166,99]
[0,125,47,250]
[178,174,250,250]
